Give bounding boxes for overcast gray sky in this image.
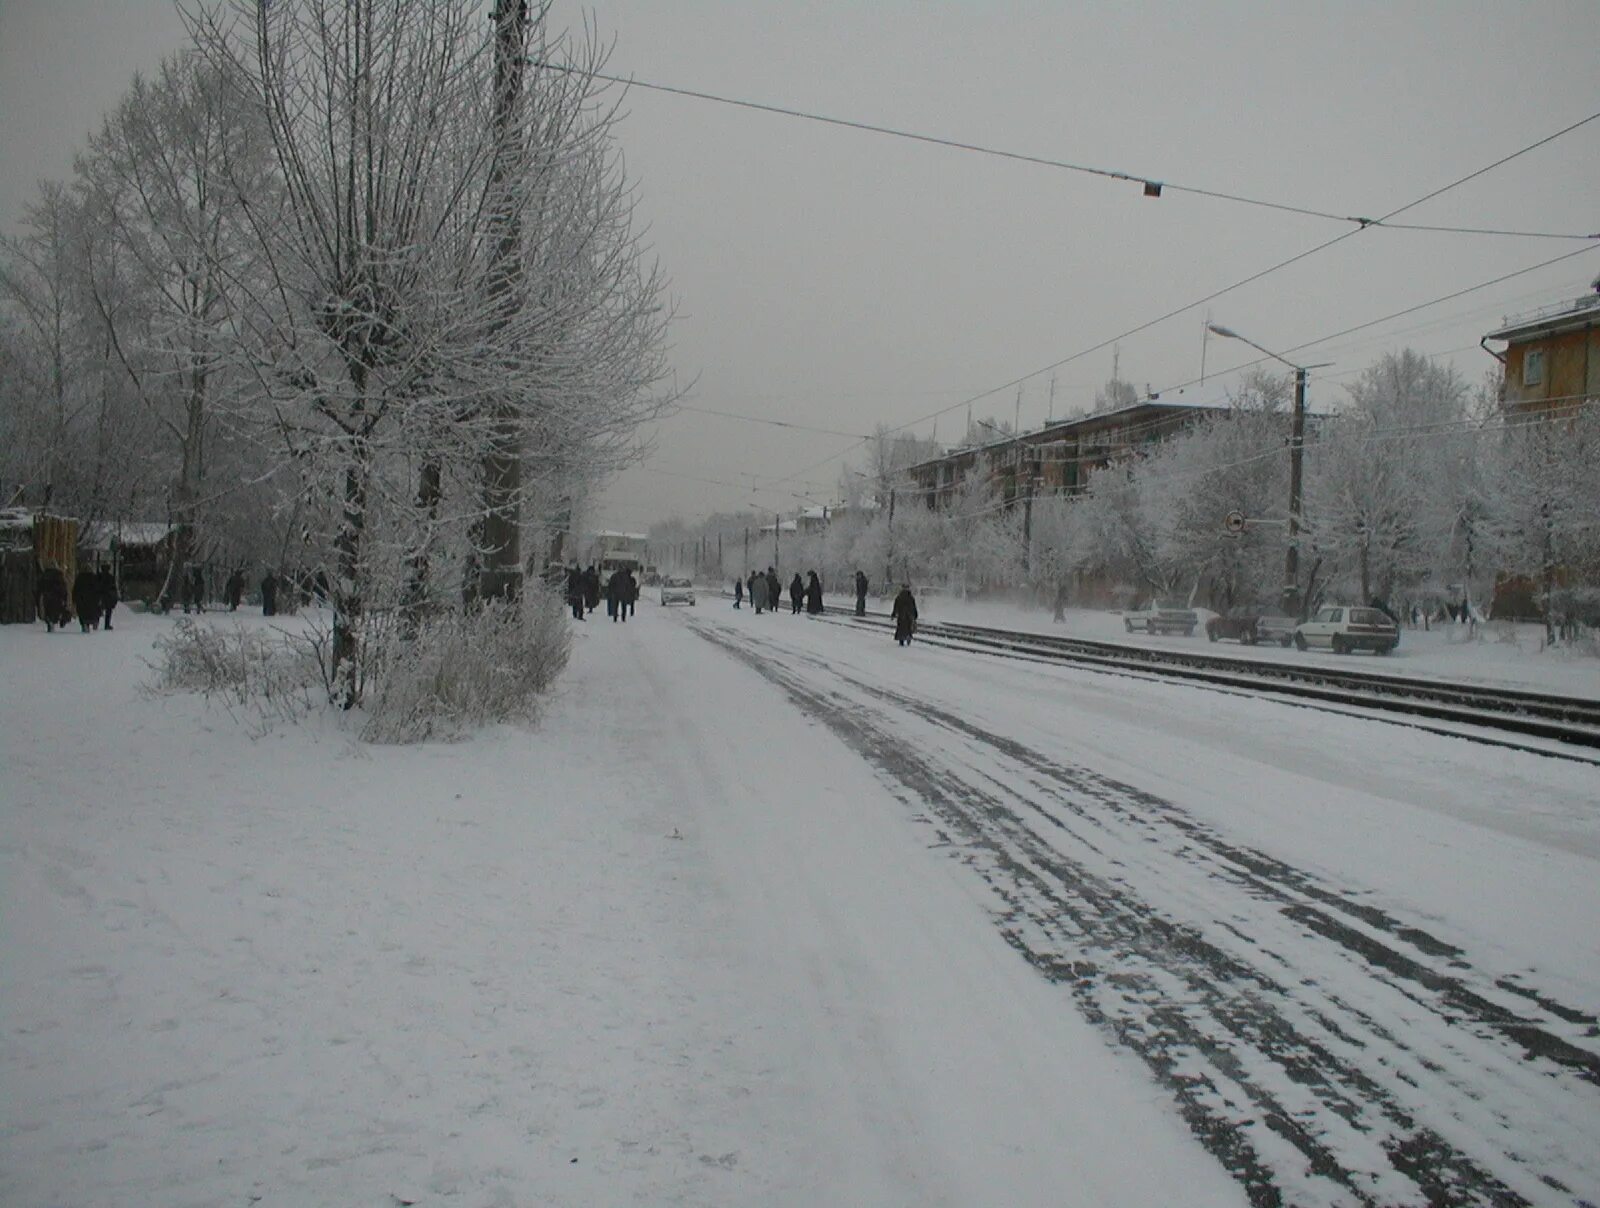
[4,1,1598,531]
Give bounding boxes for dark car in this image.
[1205,612,1261,644]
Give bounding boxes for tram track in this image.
[799,604,1600,761]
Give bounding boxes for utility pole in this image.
[1206,324,1324,621]
[743,526,749,575]
[773,513,779,568]
[886,488,895,586]
[1285,366,1306,618]
[1022,459,1035,574]
[478,0,530,602]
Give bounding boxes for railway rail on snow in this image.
[717,594,1600,759]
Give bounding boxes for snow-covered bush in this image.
[359,587,571,744]
[148,618,323,731]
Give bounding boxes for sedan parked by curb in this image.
[1293,606,1398,654]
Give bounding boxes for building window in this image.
[1522,348,1545,388]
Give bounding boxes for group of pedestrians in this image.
[565,563,639,622]
[731,565,918,646]
[35,562,119,633]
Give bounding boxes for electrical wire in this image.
[1158,243,1600,398]
[673,403,870,439]
[536,59,1600,241]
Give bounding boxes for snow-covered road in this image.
[3,603,1597,1206]
[681,605,1600,1205]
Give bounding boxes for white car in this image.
[659,576,696,606]
[1293,606,1398,654]
[1125,599,1198,636]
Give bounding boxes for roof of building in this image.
[83,521,174,548]
[904,390,1239,475]
[1484,292,1600,343]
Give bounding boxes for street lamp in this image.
[1207,324,1327,620]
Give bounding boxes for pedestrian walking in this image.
[805,570,823,615]
[36,561,70,632]
[567,564,586,620]
[260,571,278,616]
[734,577,743,609]
[891,583,918,647]
[225,568,245,611]
[584,566,600,616]
[789,572,804,615]
[619,568,638,621]
[766,568,780,614]
[96,565,119,630]
[854,569,868,617]
[72,568,102,632]
[751,571,768,614]
[188,565,206,613]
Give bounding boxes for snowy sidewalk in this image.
[1,608,1236,1207]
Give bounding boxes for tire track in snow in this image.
[689,619,1599,1208]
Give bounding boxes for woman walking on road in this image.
[892,583,918,646]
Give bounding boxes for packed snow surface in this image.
[3,599,1597,1206]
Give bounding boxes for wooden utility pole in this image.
[479,0,530,602]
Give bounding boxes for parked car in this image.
[658,576,696,606]
[1205,611,1262,644]
[1125,599,1198,636]
[1293,606,1398,654]
[1254,614,1297,647]
[1206,611,1297,646]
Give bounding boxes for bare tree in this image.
[186,0,675,701]
[75,53,276,604]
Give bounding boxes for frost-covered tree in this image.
[1132,369,1291,610]
[1303,350,1467,605]
[185,0,675,698]
[75,52,277,602]
[1492,401,1600,636]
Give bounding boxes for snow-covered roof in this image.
[83,521,173,548]
[1484,292,1600,343]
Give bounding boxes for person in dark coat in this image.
[765,568,780,614]
[606,570,620,620]
[854,570,868,617]
[621,568,638,621]
[72,569,102,632]
[96,565,119,630]
[567,565,586,620]
[891,583,918,646]
[584,565,600,616]
[260,571,279,616]
[805,570,823,614]
[733,576,743,609]
[37,562,70,632]
[789,572,804,615]
[189,565,206,613]
[225,568,246,611]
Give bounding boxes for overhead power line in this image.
[1164,243,1600,397]
[771,110,1600,488]
[535,59,1600,241]
[674,402,870,439]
